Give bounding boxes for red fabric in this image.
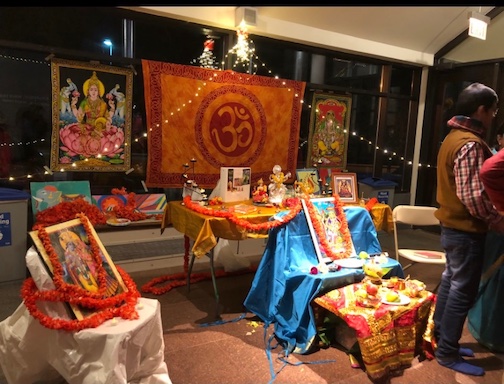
[142,60,306,188]
[480,149,504,211]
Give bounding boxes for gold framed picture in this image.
[50,58,133,172]
[332,172,358,204]
[29,218,128,320]
[296,168,321,195]
[307,93,352,169]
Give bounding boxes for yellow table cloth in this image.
[162,200,277,258]
[162,200,394,258]
[369,203,394,233]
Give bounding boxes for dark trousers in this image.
[434,226,486,360]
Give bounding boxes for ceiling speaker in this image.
[235,7,257,27]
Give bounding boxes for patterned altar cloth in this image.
[314,283,435,382]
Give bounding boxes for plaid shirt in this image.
[449,116,503,226]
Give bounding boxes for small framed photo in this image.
[296,168,321,195]
[332,172,358,204]
[29,218,128,320]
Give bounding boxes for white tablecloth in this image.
[0,247,172,384]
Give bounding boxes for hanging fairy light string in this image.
[298,101,433,169]
[220,21,275,76]
[226,21,254,72]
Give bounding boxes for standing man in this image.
[434,82,504,376]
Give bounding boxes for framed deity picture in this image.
[296,168,321,195]
[302,197,357,264]
[30,180,92,218]
[307,93,352,169]
[332,172,358,204]
[29,217,128,320]
[50,58,133,172]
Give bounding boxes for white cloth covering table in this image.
[0,247,171,384]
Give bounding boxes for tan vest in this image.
[435,129,492,233]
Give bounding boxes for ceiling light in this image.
[468,11,490,40]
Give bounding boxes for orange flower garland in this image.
[21,213,141,331]
[182,195,352,259]
[182,195,302,233]
[304,196,353,260]
[32,187,162,231]
[141,235,257,295]
[142,195,353,295]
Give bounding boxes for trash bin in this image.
[358,177,398,206]
[0,188,31,282]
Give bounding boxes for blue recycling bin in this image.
[358,177,398,206]
[0,188,31,282]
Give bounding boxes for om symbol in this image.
[210,102,253,157]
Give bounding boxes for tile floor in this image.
[0,230,503,384]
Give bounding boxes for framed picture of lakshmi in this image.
[306,93,352,169]
[29,217,128,320]
[332,172,358,204]
[50,58,133,172]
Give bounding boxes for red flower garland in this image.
[183,195,352,260]
[32,187,162,231]
[141,195,353,295]
[21,214,141,331]
[141,235,258,295]
[304,196,353,260]
[182,195,302,233]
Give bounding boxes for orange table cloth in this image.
[314,283,434,381]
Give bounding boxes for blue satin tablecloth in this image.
[244,206,403,354]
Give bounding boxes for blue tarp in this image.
[359,177,398,188]
[244,206,404,354]
[0,188,30,201]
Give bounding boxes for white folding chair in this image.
[392,205,446,273]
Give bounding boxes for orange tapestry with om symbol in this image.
[142,60,306,188]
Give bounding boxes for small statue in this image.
[295,176,315,198]
[252,178,269,203]
[268,165,291,204]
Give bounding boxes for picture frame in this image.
[302,197,357,264]
[50,58,133,172]
[332,172,358,204]
[295,168,321,195]
[307,92,352,169]
[29,218,128,320]
[30,180,92,218]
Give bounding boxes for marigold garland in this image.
[32,187,162,231]
[141,195,354,295]
[182,195,302,233]
[141,235,257,295]
[304,196,353,260]
[22,214,141,331]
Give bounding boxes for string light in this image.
[300,96,434,169]
[0,52,430,182]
